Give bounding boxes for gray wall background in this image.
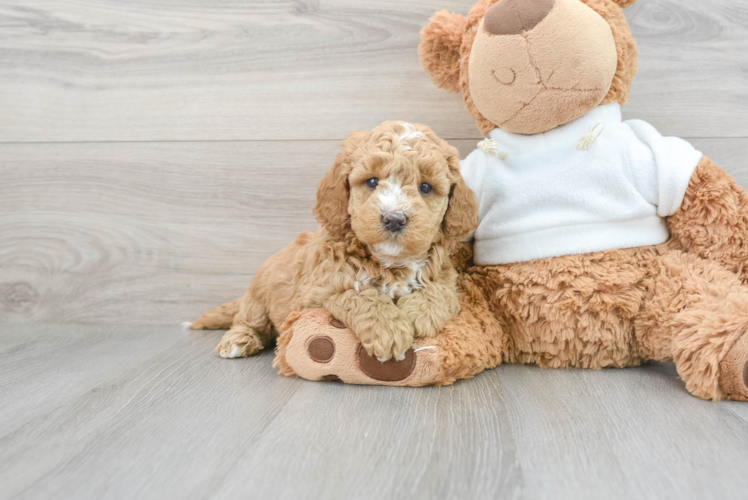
[1,0,746,324]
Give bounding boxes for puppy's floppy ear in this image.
[442,145,478,241]
[419,10,467,93]
[314,130,366,236]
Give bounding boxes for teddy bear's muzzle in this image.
[468,0,619,134]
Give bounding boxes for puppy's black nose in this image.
[382,212,409,233]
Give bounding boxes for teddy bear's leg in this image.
[636,249,748,401]
[668,156,748,282]
[434,273,505,385]
[275,309,441,386]
[274,275,504,386]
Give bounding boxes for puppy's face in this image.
[315,122,478,266]
[347,124,452,263]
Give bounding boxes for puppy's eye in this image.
[419,183,433,194]
[366,178,379,189]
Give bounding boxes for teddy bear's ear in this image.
[419,10,467,93]
[610,0,638,7]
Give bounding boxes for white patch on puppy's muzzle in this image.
[377,176,411,217]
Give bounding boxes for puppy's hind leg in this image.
[216,325,266,359]
[216,296,273,359]
[190,298,240,330]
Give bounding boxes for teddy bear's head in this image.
[419,0,638,135]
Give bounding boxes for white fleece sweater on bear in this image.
[460,103,703,265]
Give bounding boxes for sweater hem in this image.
[473,216,670,265]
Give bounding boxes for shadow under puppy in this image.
[191,121,478,361]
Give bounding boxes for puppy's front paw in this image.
[215,326,263,359]
[412,314,445,339]
[358,316,415,362]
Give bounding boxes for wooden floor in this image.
[2,323,748,500]
[1,0,747,498]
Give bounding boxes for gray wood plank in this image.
[624,0,748,137]
[1,324,747,500]
[2,138,746,325]
[0,0,745,143]
[0,140,334,324]
[0,324,187,434]
[493,363,748,500]
[0,324,301,500]
[211,367,523,500]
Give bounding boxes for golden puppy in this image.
[190,121,478,361]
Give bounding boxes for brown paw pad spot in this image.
[307,336,335,363]
[322,374,341,382]
[743,359,748,390]
[330,318,347,329]
[357,346,416,382]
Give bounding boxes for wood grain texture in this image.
[0,140,333,324]
[0,0,746,143]
[2,139,745,325]
[1,324,747,500]
[2,1,747,498]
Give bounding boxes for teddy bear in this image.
[275,0,748,401]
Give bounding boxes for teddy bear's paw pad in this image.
[357,346,416,382]
[719,335,748,401]
[306,333,343,382]
[307,336,336,363]
[330,318,347,329]
[278,308,443,386]
[281,313,360,383]
[722,360,748,402]
[725,360,748,402]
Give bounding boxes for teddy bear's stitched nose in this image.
[484,0,556,35]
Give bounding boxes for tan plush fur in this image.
[667,157,748,282]
[419,10,467,94]
[436,273,506,384]
[191,121,478,362]
[419,0,638,136]
[461,156,748,401]
[467,0,619,133]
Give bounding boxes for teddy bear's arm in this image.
[667,156,748,280]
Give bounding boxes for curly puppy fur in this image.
[191,121,478,362]
[419,0,638,136]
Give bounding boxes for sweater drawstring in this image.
[478,138,508,160]
[577,123,605,151]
